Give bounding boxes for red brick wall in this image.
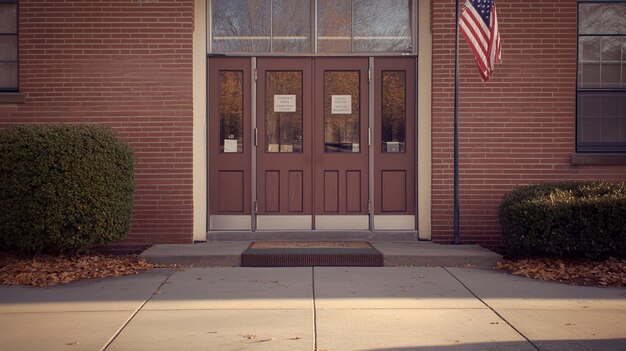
[0,0,195,245]
[431,0,626,248]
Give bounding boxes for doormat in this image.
[241,241,383,267]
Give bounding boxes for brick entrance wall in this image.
[431,0,626,249]
[0,0,195,245]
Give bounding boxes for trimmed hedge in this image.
[0,125,135,254]
[499,182,626,259]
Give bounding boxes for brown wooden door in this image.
[208,58,252,230]
[256,58,313,229]
[373,57,416,230]
[313,58,370,229]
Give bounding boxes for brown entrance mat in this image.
[241,241,383,267]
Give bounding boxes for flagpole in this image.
[453,0,460,245]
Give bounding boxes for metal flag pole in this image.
[453,0,460,244]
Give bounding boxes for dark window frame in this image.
[576,0,626,153]
[0,0,18,92]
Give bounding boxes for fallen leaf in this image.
[495,257,625,288]
[252,337,274,343]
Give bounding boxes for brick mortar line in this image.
[99,269,178,351]
[443,267,542,351]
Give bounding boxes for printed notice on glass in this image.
[331,95,352,114]
[224,139,238,153]
[274,95,296,112]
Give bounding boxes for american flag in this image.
[459,0,502,81]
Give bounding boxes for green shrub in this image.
[499,182,626,259]
[0,125,135,254]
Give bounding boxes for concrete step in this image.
[206,231,418,242]
[139,241,503,268]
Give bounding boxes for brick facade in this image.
[0,0,196,245]
[431,0,626,248]
[1,1,624,248]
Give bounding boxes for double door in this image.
[209,57,415,231]
[256,58,368,230]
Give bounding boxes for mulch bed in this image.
[496,257,626,288]
[0,253,159,287]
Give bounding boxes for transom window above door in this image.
[209,0,415,54]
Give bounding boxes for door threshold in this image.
[206,230,418,242]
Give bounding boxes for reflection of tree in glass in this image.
[353,0,411,52]
[382,71,406,152]
[317,0,352,53]
[325,71,360,152]
[266,71,303,153]
[272,0,311,53]
[212,0,271,52]
[219,71,243,152]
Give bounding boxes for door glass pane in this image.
[211,0,271,53]
[353,0,411,52]
[382,71,406,153]
[324,71,360,153]
[266,71,303,153]
[317,0,352,53]
[272,0,311,53]
[219,71,244,153]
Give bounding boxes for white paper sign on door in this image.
[274,95,296,112]
[224,139,238,153]
[331,95,352,114]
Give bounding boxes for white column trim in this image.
[192,0,208,241]
[418,0,432,240]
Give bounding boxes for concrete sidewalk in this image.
[0,267,624,351]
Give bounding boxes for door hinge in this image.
[254,201,259,214]
[254,68,258,83]
[368,68,371,83]
[368,128,371,147]
[254,128,258,146]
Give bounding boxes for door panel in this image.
[374,57,416,229]
[314,58,370,218]
[256,58,313,225]
[208,58,252,230]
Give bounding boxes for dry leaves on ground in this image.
[496,257,626,288]
[0,253,158,287]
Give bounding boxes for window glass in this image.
[210,0,414,54]
[324,71,360,153]
[577,1,626,152]
[0,36,17,61]
[219,71,244,153]
[0,3,18,91]
[382,71,406,153]
[266,71,303,153]
[317,0,352,53]
[353,0,411,52]
[272,0,311,53]
[211,0,271,53]
[317,0,411,53]
[577,92,626,152]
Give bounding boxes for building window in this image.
[577,1,626,152]
[0,0,18,91]
[210,0,414,54]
